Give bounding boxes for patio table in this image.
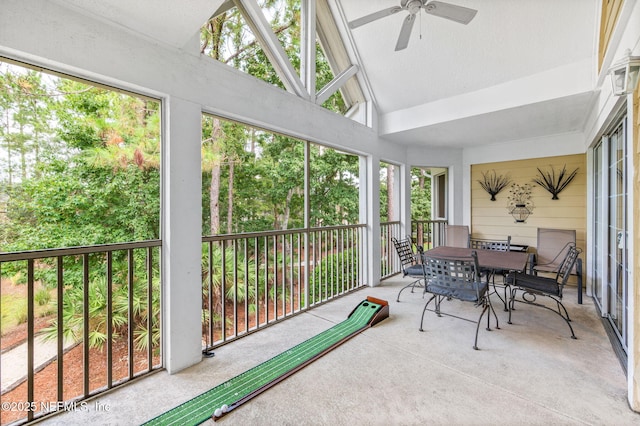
[423,246,529,312]
[423,246,528,272]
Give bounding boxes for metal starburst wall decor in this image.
[477,170,511,201]
[532,165,579,200]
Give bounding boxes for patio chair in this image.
[419,250,498,350]
[444,224,470,248]
[470,236,512,311]
[507,245,582,339]
[529,228,575,274]
[392,236,424,302]
[529,228,583,303]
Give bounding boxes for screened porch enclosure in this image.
[1,0,640,422]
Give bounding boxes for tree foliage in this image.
[1,63,161,251]
[411,167,431,220]
[199,2,354,235]
[1,61,163,352]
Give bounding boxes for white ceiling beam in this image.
[301,0,317,100]
[380,59,594,137]
[234,0,308,99]
[315,64,358,105]
[211,0,234,18]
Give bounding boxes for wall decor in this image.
[477,170,511,201]
[507,183,534,223]
[532,164,579,200]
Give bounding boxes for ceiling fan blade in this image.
[395,14,416,51]
[424,1,477,25]
[349,6,403,29]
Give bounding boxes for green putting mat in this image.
[142,297,388,425]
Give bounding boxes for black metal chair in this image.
[529,228,584,304]
[507,245,582,339]
[419,250,498,350]
[529,228,575,275]
[392,236,424,302]
[470,236,512,311]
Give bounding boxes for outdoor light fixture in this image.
[608,49,640,96]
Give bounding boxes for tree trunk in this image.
[3,109,13,186]
[210,162,221,235]
[227,160,234,234]
[282,187,297,231]
[209,118,223,235]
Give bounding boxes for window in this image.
[200,1,365,117]
[434,172,447,220]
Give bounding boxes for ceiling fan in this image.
[348,0,478,51]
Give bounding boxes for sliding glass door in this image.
[607,120,628,347]
[592,115,628,352]
[593,142,604,307]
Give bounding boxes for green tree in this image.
[411,167,431,220]
[1,61,163,353]
[2,77,161,252]
[200,2,349,236]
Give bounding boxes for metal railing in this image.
[380,221,401,279]
[0,220,443,424]
[0,241,162,425]
[201,224,367,350]
[412,219,447,250]
[379,220,448,282]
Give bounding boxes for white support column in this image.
[360,155,381,286]
[450,164,465,225]
[163,97,203,373]
[400,163,412,238]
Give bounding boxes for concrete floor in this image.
[43,277,639,425]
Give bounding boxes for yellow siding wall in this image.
[599,0,625,70]
[471,155,587,258]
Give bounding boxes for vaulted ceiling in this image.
[53,0,599,149]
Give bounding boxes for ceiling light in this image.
[608,49,640,96]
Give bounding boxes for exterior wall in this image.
[470,154,587,268]
[599,0,625,69]
[592,0,640,411]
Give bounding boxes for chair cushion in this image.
[404,264,424,277]
[508,272,560,296]
[426,281,488,303]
